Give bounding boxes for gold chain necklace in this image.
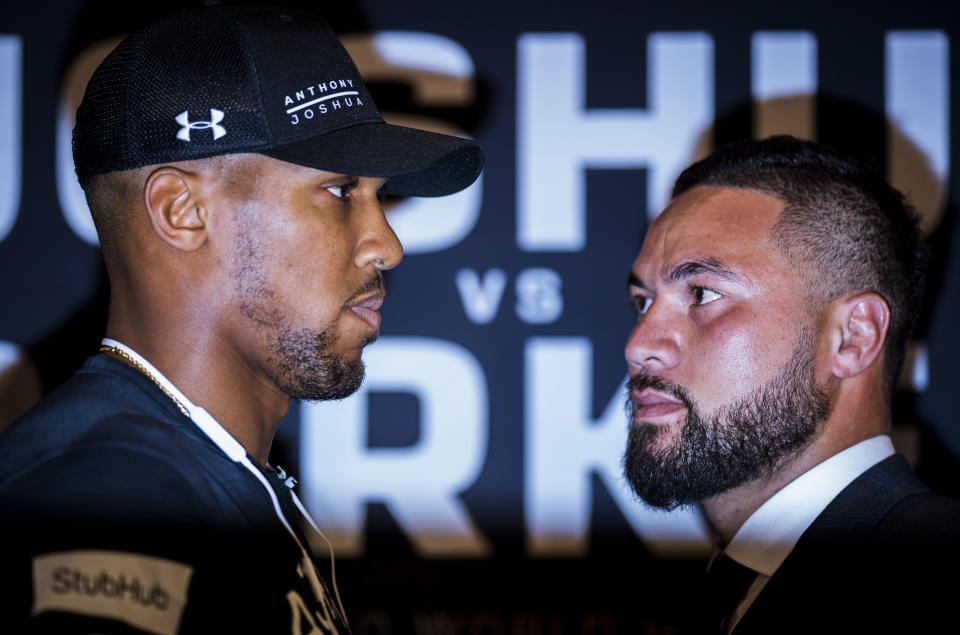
[99,345,191,418]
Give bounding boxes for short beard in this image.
[623,329,832,510]
[269,327,371,401]
[265,273,384,401]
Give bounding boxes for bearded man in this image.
[624,136,960,634]
[0,5,481,634]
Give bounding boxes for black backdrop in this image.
[1,1,959,632]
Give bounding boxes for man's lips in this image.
[349,293,384,330]
[631,388,686,421]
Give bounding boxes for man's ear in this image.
[143,166,208,251]
[828,293,890,379]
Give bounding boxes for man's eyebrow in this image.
[627,271,647,290]
[665,258,742,284]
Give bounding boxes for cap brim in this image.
[261,122,483,197]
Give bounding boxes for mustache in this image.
[344,271,385,306]
[626,372,696,412]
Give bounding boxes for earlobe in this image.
[831,293,890,379]
[143,167,208,251]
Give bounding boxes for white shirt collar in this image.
[101,338,247,462]
[725,435,896,576]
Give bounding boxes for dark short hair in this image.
[672,135,926,397]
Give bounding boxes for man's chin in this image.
[308,357,365,402]
[631,417,684,451]
[623,419,700,510]
[279,353,366,402]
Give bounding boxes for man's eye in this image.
[632,296,653,314]
[692,286,721,305]
[325,180,358,199]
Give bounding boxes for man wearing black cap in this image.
[0,5,482,633]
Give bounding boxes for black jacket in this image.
[0,353,349,634]
[731,454,960,634]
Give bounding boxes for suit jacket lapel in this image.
[729,454,927,634]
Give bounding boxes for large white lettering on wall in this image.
[385,176,483,254]
[342,32,483,254]
[524,337,709,557]
[0,36,21,243]
[515,268,563,324]
[456,268,507,324]
[517,32,714,251]
[299,337,491,558]
[886,31,949,234]
[751,31,817,139]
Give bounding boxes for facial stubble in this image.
[268,325,371,401]
[623,328,832,510]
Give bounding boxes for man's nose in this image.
[354,202,403,271]
[624,301,682,373]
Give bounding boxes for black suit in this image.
[731,455,960,634]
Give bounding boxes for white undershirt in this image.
[723,435,896,632]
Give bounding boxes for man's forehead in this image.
[631,186,786,283]
[659,185,783,235]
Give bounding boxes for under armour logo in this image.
[175,109,226,142]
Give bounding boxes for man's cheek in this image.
[698,318,771,394]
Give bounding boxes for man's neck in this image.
[703,417,889,546]
[703,449,828,546]
[105,323,290,466]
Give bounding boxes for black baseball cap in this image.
[72,5,483,197]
